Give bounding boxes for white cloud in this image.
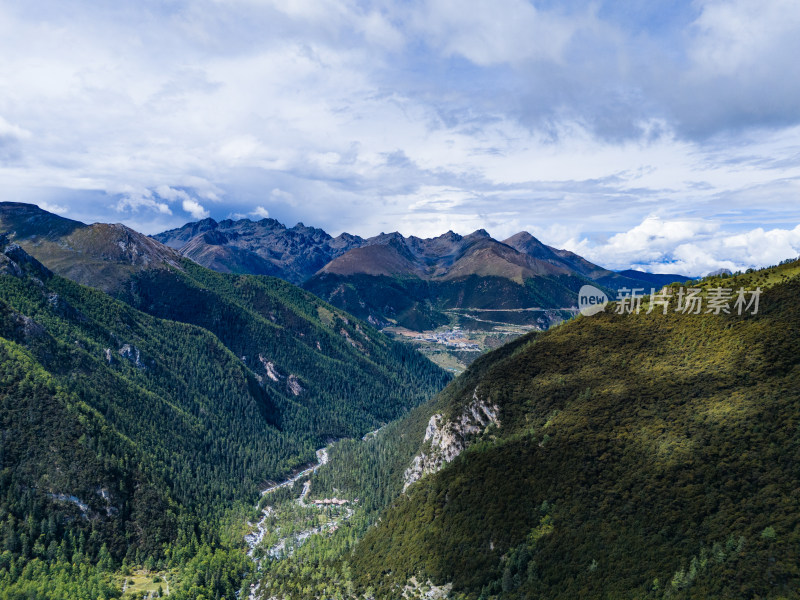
[565,217,800,276]
[411,0,585,66]
[218,135,267,164]
[182,198,210,219]
[270,188,295,205]
[602,216,719,260]
[359,10,405,51]
[0,0,799,264]
[117,192,172,215]
[689,0,800,75]
[251,205,270,218]
[37,201,68,214]
[155,186,190,203]
[0,116,32,141]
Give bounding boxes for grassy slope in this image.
[351,260,800,599]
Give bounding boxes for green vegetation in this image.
[244,258,800,599]
[119,261,449,439]
[5,200,800,599]
[348,261,800,598]
[248,413,435,599]
[0,241,448,598]
[244,335,533,598]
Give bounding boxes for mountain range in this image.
[2,200,798,599]
[155,216,689,331]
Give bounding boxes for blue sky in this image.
[1,0,800,275]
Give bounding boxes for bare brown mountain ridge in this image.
[0,202,182,292]
[153,214,689,370]
[154,215,687,293]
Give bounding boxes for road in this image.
[259,446,329,497]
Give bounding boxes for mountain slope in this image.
[305,231,590,333]
[319,239,425,277]
[0,202,450,440]
[312,230,689,336]
[505,231,689,289]
[0,205,450,589]
[154,216,690,336]
[118,260,449,438]
[285,259,800,599]
[0,237,282,561]
[154,217,364,284]
[0,202,182,293]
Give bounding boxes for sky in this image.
[1,0,800,276]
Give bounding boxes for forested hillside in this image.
[244,258,800,599]
[350,259,800,599]
[117,261,448,439]
[0,231,447,597]
[6,198,797,600]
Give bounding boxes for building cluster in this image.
[312,498,349,506]
[415,328,481,350]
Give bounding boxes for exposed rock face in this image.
[258,355,283,382]
[119,343,145,368]
[403,389,499,491]
[287,374,304,396]
[402,576,453,599]
[0,236,52,280]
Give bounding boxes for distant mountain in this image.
[0,202,181,292]
[320,237,425,278]
[153,216,690,334]
[0,202,447,433]
[308,229,689,332]
[316,229,574,282]
[305,229,587,332]
[504,231,690,289]
[617,268,694,287]
[154,217,363,284]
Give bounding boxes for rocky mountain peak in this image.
[0,236,52,280]
[465,228,492,240]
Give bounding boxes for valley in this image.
[0,203,448,599]
[239,258,800,599]
[384,307,576,373]
[3,2,797,598]
[153,214,684,372]
[1,201,798,600]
